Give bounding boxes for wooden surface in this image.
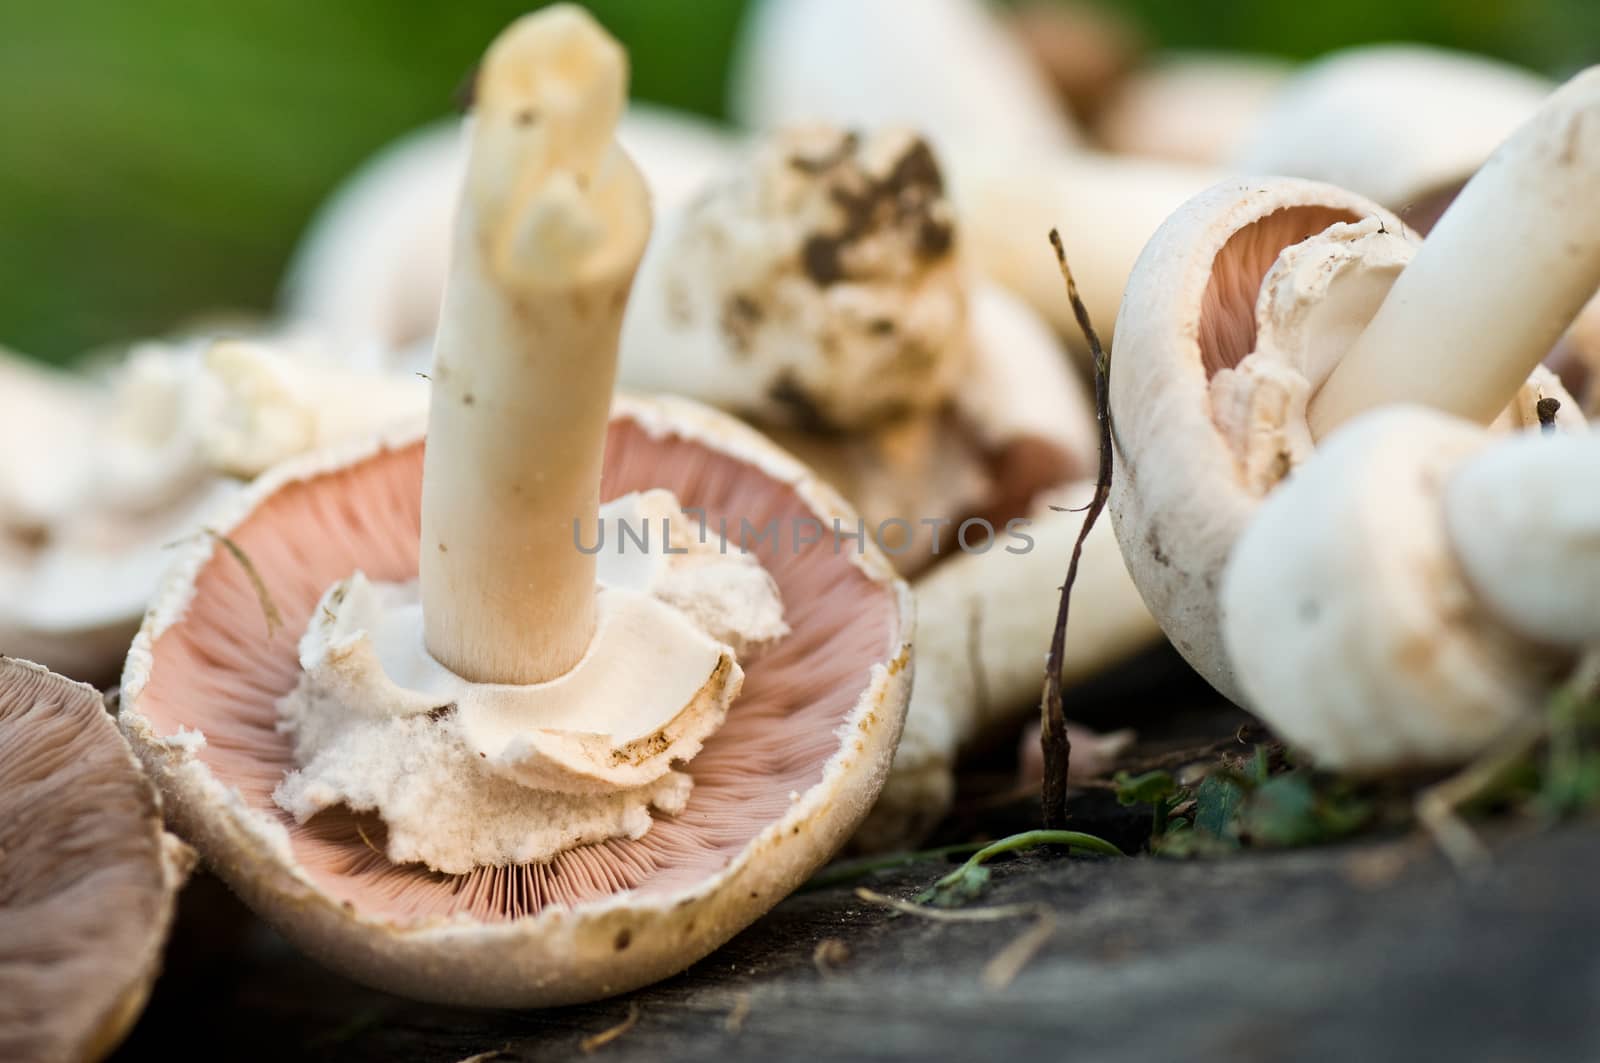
[107,653,1600,1062]
[113,817,1600,1062]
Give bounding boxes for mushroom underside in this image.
[1197,205,1365,378]
[0,659,180,1063]
[133,417,901,923]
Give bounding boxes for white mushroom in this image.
[0,338,428,681]
[1222,407,1592,769]
[121,8,913,1007]
[618,126,967,431]
[1110,67,1599,748]
[728,0,1079,160]
[618,128,1096,576]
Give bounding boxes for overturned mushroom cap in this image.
[0,657,191,1062]
[1108,177,1579,704]
[119,395,912,1008]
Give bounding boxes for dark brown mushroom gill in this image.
[1197,206,1365,379]
[133,413,902,923]
[0,658,179,1063]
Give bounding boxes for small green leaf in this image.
[1113,769,1177,808]
[916,863,992,908]
[1192,774,1245,843]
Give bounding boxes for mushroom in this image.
[120,7,912,1007]
[0,657,191,1062]
[282,105,744,368]
[857,481,1159,850]
[1230,44,1600,412]
[1109,67,1599,722]
[1095,52,1294,166]
[616,125,1099,572]
[728,0,1080,161]
[1,342,236,682]
[0,338,427,682]
[1222,408,1591,769]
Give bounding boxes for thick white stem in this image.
[419,7,652,684]
[1308,67,1600,438]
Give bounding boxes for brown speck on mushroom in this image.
[788,130,860,174]
[721,293,764,355]
[1537,396,1562,432]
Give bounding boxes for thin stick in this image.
[1040,229,1113,829]
[579,1001,640,1054]
[854,888,1046,922]
[981,911,1057,991]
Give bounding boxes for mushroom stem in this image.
[1307,67,1600,439]
[419,6,652,684]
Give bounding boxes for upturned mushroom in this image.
[0,657,191,1063]
[1110,67,1599,729]
[1222,408,1592,769]
[120,7,912,1007]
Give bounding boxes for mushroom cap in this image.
[0,657,191,1062]
[119,395,912,1008]
[1232,45,1551,223]
[1220,408,1570,769]
[1108,178,1403,702]
[1447,428,1600,649]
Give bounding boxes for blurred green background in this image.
[2,0,1595,364]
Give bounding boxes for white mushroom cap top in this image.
[0,657,191,1063]
[1233,44,1552,220]
[729,0,1078,160]
[619,126,967,431]
[1222,407,1591,770]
